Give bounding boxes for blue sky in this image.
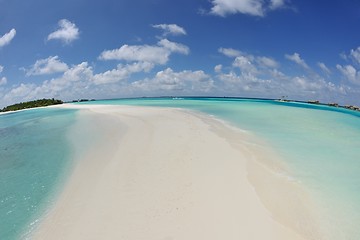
[1,0,360,107]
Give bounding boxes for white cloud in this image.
[214,64,223,73]
[99,39,189,65]
[60,62,93,83]
[132,68,214,93]
[209,0,288,17]
[25,56,69,76]
[256,56,279,68]
[217,48,282,93]
[215,47,349,102]
[217,71,274,94]
[336,64,360,85]
[0,66,6,86]
[158,39,189,54]
[217,68,342,102]
[318,62,331,75]
[210,0,264,17]
[335,46,360,85]
[285,52,310,69]
[219,48,279,69]
[269,0,286,10]
[270,69,287,79]
[152,24,187,36]
[233,55,258,74]
[0,77,6,86]
[13,62,89,101]
[2,83,37,105]
[340,52,348,61]
[11,62,93,103]
[47,19,79,44]
[100,44,169,64]
[92,62,153,85]
[350,47,360,65]
[0,28,16,47]
[218,47,242,58]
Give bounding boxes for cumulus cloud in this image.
[214,47,346,102]
[132,68,214,93]
[269,0,286,10]
[2,83,37,105]
[209,0,288,17]
[336,64,360,85]
[25,56,69,76]
[158,39,189,54]
[218,47,280,84]
[285,52,310,69]
[217,50,277,94]
[0,77,6,86]
[256,56,279,68]
[47,19,79,44]
[0,66,6,86]
[99,39,189,65]
[217,68,341,101]
[233,55,258,74]
[210,0,264,16]
[152,24,187,36]
[61,62,93,83]
[318,62,331,75]
[219,47,278,69]
[5,62,91,104]
[217,70,275,94]
[350,47,360,65]
[270,69,287,79]
[100,44,168,64]
[92,62,153,85]
[218,47,242,58]
[0,28,16,47]
[214,64,223,73]
[336,47,360,85]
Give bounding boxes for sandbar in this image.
[31,104,317,240]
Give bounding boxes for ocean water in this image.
[0,108,77,240]
[78,97,360,239]
[1,98,360,239]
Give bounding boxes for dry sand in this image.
[31,104,316,240]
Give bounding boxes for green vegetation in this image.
[1,98,63,112]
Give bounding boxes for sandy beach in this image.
[31,104,316,240]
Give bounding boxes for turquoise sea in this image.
[1,98,360,239]
[0,108,78,240]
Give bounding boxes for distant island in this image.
[0,98,63,112]
[71,99,96,102]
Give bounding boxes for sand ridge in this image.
[32,104,310,240]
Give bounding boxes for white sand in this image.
[32,104,316,240]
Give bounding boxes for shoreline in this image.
[0,104,65,116]
[31,104,320,239]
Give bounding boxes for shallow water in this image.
[79,97,360,239]
[1,98,360,239]
[0,108,77,240]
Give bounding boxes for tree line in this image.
[0,98,63,112]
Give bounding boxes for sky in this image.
[1,0,360,107]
